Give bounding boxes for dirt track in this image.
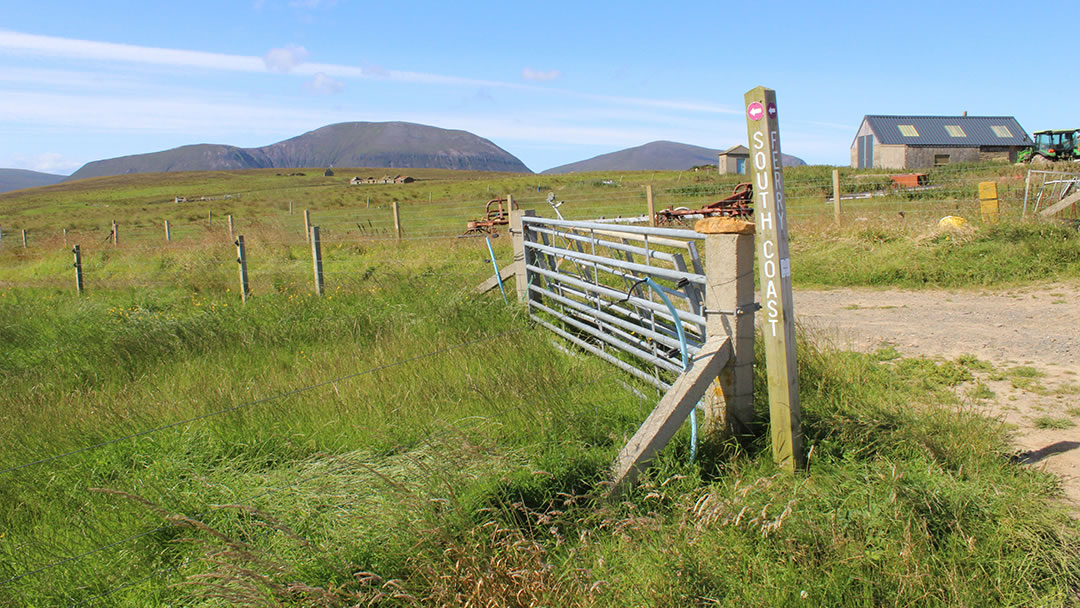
[794,282,1080,512]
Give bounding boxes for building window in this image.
[945,125,966,137]
[991,125,1013,138]
[934,154,950,166]
[898,125,919,137]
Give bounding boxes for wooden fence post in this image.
[832,169,842,225]
[304,209,311,243]
[72,244,84,296]
[62,228,67,246]
[22,229,27,248]
[310,225,324,296]
[164,220,171,242]
[208,210,212,228]
[111,221,118,246]
[646,184,656,227]
[0,225,3,247]
[392,202,402,240]
[228,214,234,236]
[744,85,803,472]
[235,235,249,304]
[289,200,294,215]
[697,217,756,435]
[508,207,536,303]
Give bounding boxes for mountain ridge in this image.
[0,168,66,194]
[541,140,805,174]
[67,122,532,181]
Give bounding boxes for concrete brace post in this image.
[697,217,756,436]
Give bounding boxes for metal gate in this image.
[520,216,708,390]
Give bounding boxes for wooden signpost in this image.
[744,86,803,472]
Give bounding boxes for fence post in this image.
[1023,170,1032,216]
[310,225,324,296]
[289,200,294,215]
[697,218,756,436]
[164,220,171,241]
[832,169,842,225]
[235,235,249,304]
[22,229,27,248]
[111,221,118,246]
[304,209,311,243]
[0,225,3,247]
[63,228,67,246]
[508,208,536,302]
[228,214,234,236]
[73,244,84,296]
[208,210,212,228]
[392,202,402,240]
[646,184,656,226]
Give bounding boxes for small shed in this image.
[851,115,1033,169]
[324,168,335,177]
[393,175,415,184]
[717,145,749,175]
[349,176,363,185]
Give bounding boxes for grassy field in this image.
[1,165,1078,606]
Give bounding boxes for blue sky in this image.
[1,0,1075,175]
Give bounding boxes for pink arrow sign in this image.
[747,102,764,121]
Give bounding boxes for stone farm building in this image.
[851,115,1033,169]
[717,145,749,175]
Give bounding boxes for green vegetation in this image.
[1033,416,1077,430]
[791,222,1080,288]
[1,165,1078,606]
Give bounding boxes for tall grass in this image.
[0,236,1076,606]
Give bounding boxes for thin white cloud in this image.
[522,68,560,82]
[8,152,80,173]
[0,30,733,115]
[0,89,729,151]
[305,72,343,94]
[264,44,309,73]
[0,30,262,72]
[289,0,338,7]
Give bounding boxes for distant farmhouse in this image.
[350,175,414,185]
[851,115,1033,169]
[717,145,749,175]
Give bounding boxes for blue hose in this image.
[638,277,699,463]
[485,237,508,305]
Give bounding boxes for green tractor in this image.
[1019,129,1080,163]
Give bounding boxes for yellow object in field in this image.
[978,181,1000,223]
[938,216,968,230]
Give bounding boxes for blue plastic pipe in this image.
[485,236,508,305]
[640,277,699,462]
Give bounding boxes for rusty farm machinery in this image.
[654,182,753,226]
[460,196,519,238]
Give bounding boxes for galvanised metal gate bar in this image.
[520,215,708,391]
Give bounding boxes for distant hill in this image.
[541,141,806,174]
[0,169,66,193]
[67,122,532,181]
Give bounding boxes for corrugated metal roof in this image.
[863,115,1033,147]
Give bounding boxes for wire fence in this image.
[1,165,1038,255]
